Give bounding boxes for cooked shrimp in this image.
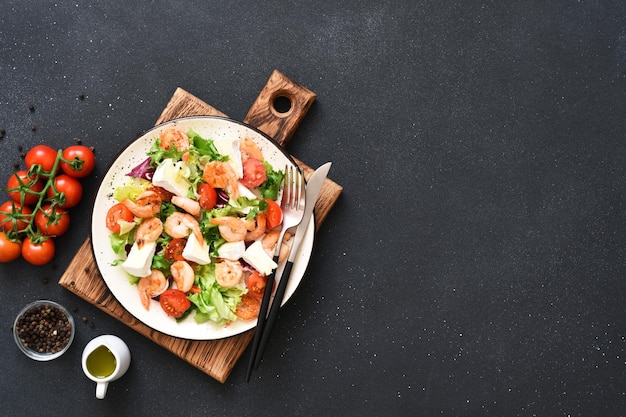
[202,161,239,199]
[135,217,163,248]
[244,213,266,241]
[170,260,195,293]
[121,190,162,218]
[159,128,190,151]
[239,137,264,162]
[215,259,244,287]
[235,293,261,320]
[137,269,168,310]
[171,195,201,217]
[148,185,173,202]
[210,216,247,242]
[165,212,203,243]
[262,230,292,263]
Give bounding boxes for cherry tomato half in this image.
[35,205,70,237]
[197,183,217,210]
[241,158,267,188]
[246,270,275,299]
[7,170,44,206]
[48,174,83,208]
[0,232,21,262]
[159,289,191,318]
[60,145,95,178]
[106,203,134,233]
[25,144,58,174]
[0,201,32,233]
[164,238,187,262]
[265,198,283,230]
[21,237,55,266]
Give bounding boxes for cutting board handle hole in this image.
[271,92,293,117]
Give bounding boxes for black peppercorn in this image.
[15,302,73,355]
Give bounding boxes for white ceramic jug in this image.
[81,335,131,399]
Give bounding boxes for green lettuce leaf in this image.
[257,161,283,200]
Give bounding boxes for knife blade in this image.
[252,162,332,369]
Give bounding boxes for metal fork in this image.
[245,165,305,381]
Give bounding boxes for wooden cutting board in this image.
[58,70,343,383]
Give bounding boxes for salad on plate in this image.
[104,126,291,327]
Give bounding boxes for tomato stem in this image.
[2,149,67,242]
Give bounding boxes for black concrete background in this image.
[1,1,625,416]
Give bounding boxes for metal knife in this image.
[252,162,332,369]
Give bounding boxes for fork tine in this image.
[292,166,298,210]
[290,166,297,209]
[299,168,305,210]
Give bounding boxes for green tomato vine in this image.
[1,148,88,243]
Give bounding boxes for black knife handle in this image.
[252,259,295,369]
[245,255,279,381]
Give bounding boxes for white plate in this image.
[91,116,314,340]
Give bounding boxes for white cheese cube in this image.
[237,182,259,200]
[243,240,278,276]
[182,234,211,265]
[152,158,191,197]
[217,240,246,261]
[213,137,243,179]
[121,241,156,277]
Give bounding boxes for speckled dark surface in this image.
[1,1,625,416]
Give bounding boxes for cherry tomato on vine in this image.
[21,237,55,266]
[0,201,32,233]
[60,145,95,178]
[25,144,58,174]
[0,232,21,262]
[35,205,70,236]
[241,158,267,188]
[105,203,134,233]
[264,198,283,230]
[197,183,217,210]
[48,174,83,208]
[7,170,44,206]
[159,289,191,318]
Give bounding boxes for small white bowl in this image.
[13,300,75,361]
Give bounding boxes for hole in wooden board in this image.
[271,94,293,116]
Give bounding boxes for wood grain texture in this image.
[59,73,342,383]
[244,70,317,147]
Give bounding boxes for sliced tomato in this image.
[35,204,70,236]
[106,203,134,233]
[159,289,191,318]
[245,270,275,299]
[0,232,21,262]
[265,198,283,230]
[197,183,217,210]
[0,201,32,233]
[7,170,44,206]
[164,238,187,262]
[22,237,55,266]
[241,158,266,188]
